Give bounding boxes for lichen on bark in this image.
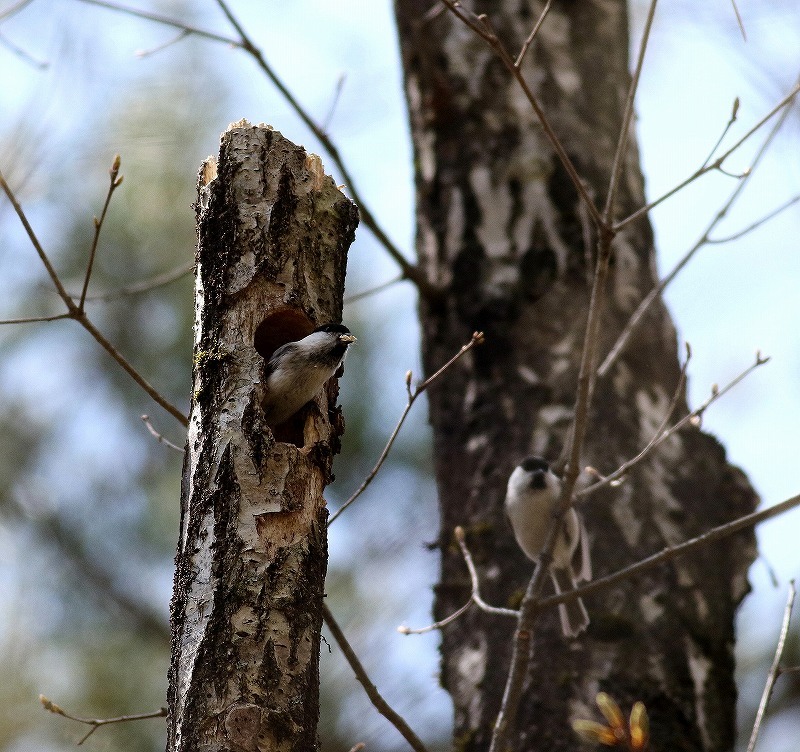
[167,123,358,752]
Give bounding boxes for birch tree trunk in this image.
[166,123,358,752]
[395,2,758,750]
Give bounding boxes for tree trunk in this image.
[166,123,358,752]
[395,2,757,751]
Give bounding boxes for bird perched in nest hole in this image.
[261,323,356,428]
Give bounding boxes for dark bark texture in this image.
[166,123,357,752]
[395,2,757,751]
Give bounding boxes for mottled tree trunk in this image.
[395,2,757,751]
[166,123,357,752]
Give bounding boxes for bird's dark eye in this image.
[520,456,549,473]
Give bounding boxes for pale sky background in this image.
[1,0,799,750]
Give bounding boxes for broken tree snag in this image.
[167,122,358,752]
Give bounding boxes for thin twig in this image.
[584,349,769,498]
[398,600,473,636]
[39,695,166,745]
[0,313,72,325]
[328,332,484,525]
[455,526,518,617]
[706,193,800,244]
[616,82,800,232]
[488,104,617,752]
[598,92,794,377]
[603,0,658,222]
[74,0,432,291]
[344,274,404,305]
[0,169,76,305]
[398,525,529,635]
[701,98,740,170]
[730,0,746,42]
[439,0,604,230]
[322,603,429,752]
[77,312,189,425]
[405,493,800,633]
[0,28,48,67]
[579,342,691,495]
[141,414,184,453]
[0,0,36,22]
[212,0,433,297]
[80,260,193,301]
[79,155,123,310]
[321,73,347,133]
[542,495,800,612]
[746,581,796,752]
[0,169,189,426]
[513,0,551,68]
[135,28,190,58]
[76,0,241,46]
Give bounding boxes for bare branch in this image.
[700,97,739,171]
[584,350,768,498]
[0,313,72,324]
[542,494,800,611]
[328,332,484,525]
[39,695,166,745]
[74,0,434,295]
[322,604,429,752]
[603,0,658,222]
[746,581,796,752]
[598,91,794,377]
[0,168,189,426]
[0,168,77,306]
[78,311,189,424]
[0,0,36,23]
[616,82,800,232]
[79,154,123,310]
[0,27,48,67]
[398,600,473,636]
[406,492,800,637]
[706,193,800,245]
[513,0,551,68]
[141,414,184,453]
[76,0,240,46]
[321,73,347,133]
[730,0,746,42]
[81,259,193,301]
[135,28,190,58]
[439,0,605,229]
[399,525,519,635]
[488,67,619,749]
[344,274,404,305]
[455,526,518,617]
[211,0,433,296]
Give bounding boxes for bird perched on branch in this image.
[505,456,591,637]
[261,323,356,428]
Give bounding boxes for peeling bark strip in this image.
[167,123,358,752]
[396,2,757,751]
